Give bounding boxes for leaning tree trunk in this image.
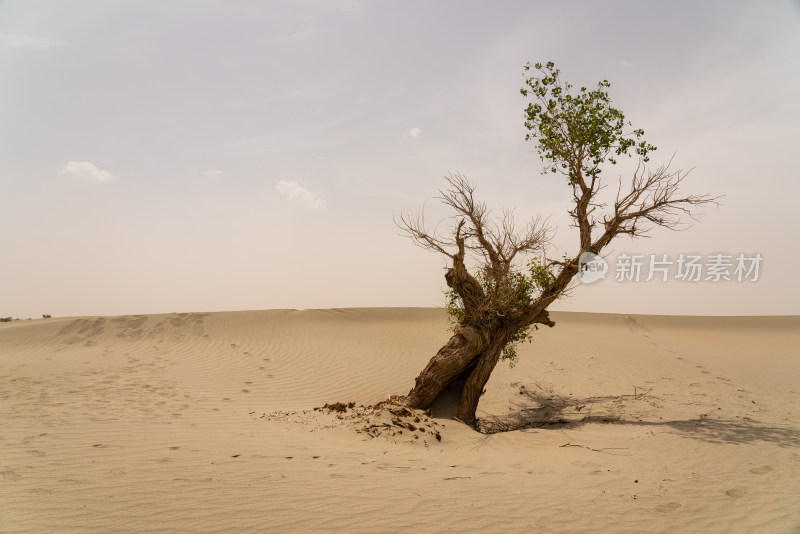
[405,325,487,409]
[454,330,511,424]
[405,324,514,426]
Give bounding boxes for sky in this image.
[1,0,799,318]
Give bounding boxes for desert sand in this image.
[1,308,798,533]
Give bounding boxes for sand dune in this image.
[1,309,798,533]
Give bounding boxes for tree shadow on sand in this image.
[477,387,800,448]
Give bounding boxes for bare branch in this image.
[395,210,455,258]
[398,173,557,331]
[438,173,504,272]
[593,157,720,249]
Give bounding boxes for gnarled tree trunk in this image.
[406,326,512,426]
[405,325,487,410]
[455,330,510,423]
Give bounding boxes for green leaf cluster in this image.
[521,61,656,186]
[444,257,555,367]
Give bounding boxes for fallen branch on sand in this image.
[559,442,629,454]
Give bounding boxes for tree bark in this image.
[405,325,515,427]
[405,325,487,409]
[455,331,510,424]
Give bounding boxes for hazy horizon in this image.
[2,0,799,318]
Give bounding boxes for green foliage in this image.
[521,61,656,185]
[444,287,464,329]
[0,317,12,322]
[444,257,555,367]
[501,325,532,368]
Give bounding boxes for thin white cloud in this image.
[59,161,116,183]
[276,180,326,210]
[409,127,421,139]
[620,60,636,68]
[0,32,63,50]
[191,169,224,177]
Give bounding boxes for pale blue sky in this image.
[1,0,799,317]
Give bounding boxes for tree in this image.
[398,61,716,427]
